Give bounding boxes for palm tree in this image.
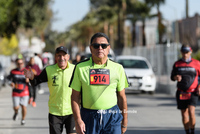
[90,0,127,54]
[126,0,150,46]
[145,0,165,44]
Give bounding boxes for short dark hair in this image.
[15,58,23,63]
[90,33,109,45]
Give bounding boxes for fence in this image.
[115,43,181,96]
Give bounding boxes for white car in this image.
[116,55,156,94]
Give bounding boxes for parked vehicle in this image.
[0,63,6,90]
[116,55,156,94]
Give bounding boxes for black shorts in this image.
[48,113,76,134]
[176,90,199,110]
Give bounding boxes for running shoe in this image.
[13,112,18,121]
[28,97,33,104]
[32,101,36,107]
[38,89,44,94]
[21,120,25,125]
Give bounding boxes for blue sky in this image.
[51,0,200,32]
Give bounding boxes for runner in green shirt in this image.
[24,46,76,134]
[70,33,129,134]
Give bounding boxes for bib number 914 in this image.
[90,69,110,85]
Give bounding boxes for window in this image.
[118,59,149,69]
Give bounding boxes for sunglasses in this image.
[92,43,109,49]
[17,62,23,65]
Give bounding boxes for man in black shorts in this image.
[171,44,200,134]
[24,46,76,134]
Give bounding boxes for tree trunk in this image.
[142,19,146,46]
[122,0,127,47]
[132,22,136,47]
[109,25,114,49]
[104,22,108,36]
[116,0,126,54]
[158,11,162,44]
[116,10,123,55]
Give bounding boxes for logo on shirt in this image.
[90,69,96,73]
[52,75,59,86]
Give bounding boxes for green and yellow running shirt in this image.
[69,57,129,110]
[30,62,75,116]
[46,62,75,116]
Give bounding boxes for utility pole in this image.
[186,0,189,18]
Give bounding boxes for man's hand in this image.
[10,82,15,88]
[197,85,200,96]
[24,67,34,80]
[174,75,182,82]
[75,118,86,134]
[121,125,127,134]
[25,78,29,83]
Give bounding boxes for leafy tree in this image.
[0,0,52,55]
[0,34,18,55]
[63,5,118,51]
[0,0,52,38]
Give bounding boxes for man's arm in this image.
[7,71,16,88]
[170,63,182,82]
[71,89,85,134]
[117,89,128,134]
[24,67,48,86]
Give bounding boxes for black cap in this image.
[181,45,191,53]
[55,46,68,54]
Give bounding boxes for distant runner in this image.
[171,44,200,134]
[7,57,29,125]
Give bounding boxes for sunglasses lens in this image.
[92,43,109,49]
[93,44,100,49]
[101,44,108,49]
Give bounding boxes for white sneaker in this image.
[21,120,25,125]
[38,89,44,94]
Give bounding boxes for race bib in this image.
[15,83,25,90]
[90,69,110,85]
[180,92,191,100]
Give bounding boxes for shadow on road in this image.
[0,117,47,121]
[0,126,48,129]
[125,127,200,134]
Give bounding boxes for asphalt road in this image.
[1,83,200,134]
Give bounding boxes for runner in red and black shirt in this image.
[171,44,200,134]
[7,58,29,125]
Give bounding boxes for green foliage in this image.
[0,34,18,55]
[192,50,200,61]
[145,0,165,8]
[0,0,52,37]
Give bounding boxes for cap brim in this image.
[181,50,190,53]
[56,50,67,54]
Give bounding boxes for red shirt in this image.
[171,58,200,92]
[7,68,29,97]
